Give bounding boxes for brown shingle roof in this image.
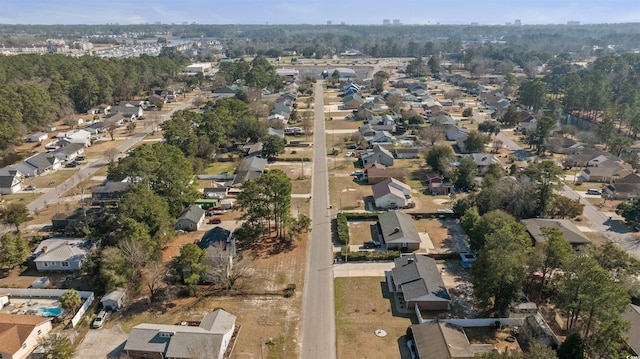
[0,314,51,355]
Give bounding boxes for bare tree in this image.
[420,124,445,146]
[350,131,366,148]
[117,238,150,280]
[144,261,168,303]
[444,90,462,105]
[492,139,504,153]
[107,123,118,141]
[105,148,120,163]
[204,242,251,291]
[192,94,205,108]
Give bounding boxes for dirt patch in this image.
[335,277,414,359]
[464,326,522,353]
[329,176,366,210]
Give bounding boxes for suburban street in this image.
[26,98,195,214]
[300,81,336,359]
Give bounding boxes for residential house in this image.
[563,148,609,168]
[56,129,91,147]
[361,145,394,167]
[409,321,495,359]
[369,114,396,127]
[86,104,111,115]
[444,124,468,141]
[389,254,451,311]
[623,304,640,357]
[521,218,591,248]
[547,137,585,155]
[91,181,132,202]
[373,178,413,210]
[33,238,94,271]
[363,163,405,184]
[0,167,24,195]
[267,127,285,139]
[0,314,53,359]
[243,142,263,158]
[394,148,420,159]
[175,204,206,232]
[25,132,48,143]
[203,187,229,200]
[230,156,268,187]
[125,310,236,359]
[50,143,85,162]
[213,85,247,100]
[342,94,365,110]
[376,210,422,251]
[196,226,237,284]
[147,94,166,106]
[581,159,632,182]
[101,288,126,311]
[605,173,640,200]
[477,92,510,111]
[14,152,61,177]
[465,153,501,174]
[517,110,537,132]
[110,104,143,120]
[368,131,396,145]
[64,118,84,127]
[425,172,452,195]
[343,83,360,95]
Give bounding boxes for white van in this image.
[92,310,109,328]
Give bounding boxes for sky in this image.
[1,0,640,26]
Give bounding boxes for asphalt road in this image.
[300,81,336,359]
[26,99,195,214]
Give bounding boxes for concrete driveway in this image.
[74,324,128,359]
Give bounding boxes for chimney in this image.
[41,246,48,253]
[393,227,400,233]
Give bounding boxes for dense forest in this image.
[0,49,189,154]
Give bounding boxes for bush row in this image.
[339,247,400,261]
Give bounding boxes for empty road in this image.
[300,81,336,359]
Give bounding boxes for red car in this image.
[208,217,222,224]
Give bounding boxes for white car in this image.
[345,152,354,157]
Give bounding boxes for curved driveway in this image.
[300,81,336,359]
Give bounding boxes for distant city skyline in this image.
[1,0,640,26]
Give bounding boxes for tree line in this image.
[0,52,189,153]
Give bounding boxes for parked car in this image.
[208,217,222,224]
[363,241,381,249]
[92,310,109,329]
[350,171,363,176]
[65,162,78,168]
[24,185,36,191]
[345,152,355,157]
[586,189,602,195]
[75,155,86,161]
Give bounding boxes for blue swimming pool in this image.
[38,307,63,317]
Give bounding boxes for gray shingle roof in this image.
[521,218,591,246]
[378,210,421,244]
[177,205,205,224]
[25,152,58,170]
[124,310,235,358]
[392,254,450,302]
[33,238,92,264]
[91,181,132,195]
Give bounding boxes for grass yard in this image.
[335,277,415,359]
[27,169,77,188]
[325,118,362,131]
[204,161,237,175]
[1,192,38,205]
[329,176,367,210]
[347,221,377,245]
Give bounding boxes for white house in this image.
[0,167,24,194]
[33,238,94,272]
[25,132,48,143]
[56,129,92,147]
[372,178,413,209]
